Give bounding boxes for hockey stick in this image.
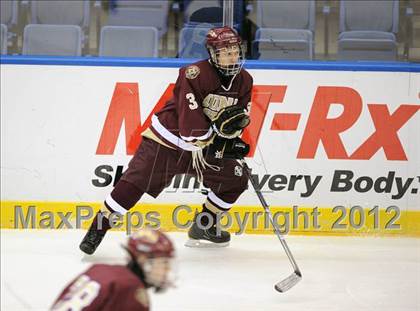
[239,158,302,293]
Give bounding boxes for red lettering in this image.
[97,83,418,161]
[270,113,301,131]
[242,85,287,157]
[96,83,141,155]
[127,84,175,153]
[96,83,174,155]
[350,104,420,160]
[297,86,362,159]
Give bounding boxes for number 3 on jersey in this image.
[186,93,198,110]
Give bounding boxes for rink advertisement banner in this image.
[1,61,420,235]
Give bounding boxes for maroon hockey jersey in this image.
[149,59,253,151]
[51,264,150,311]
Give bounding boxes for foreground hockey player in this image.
[52,229,175,310]
[79,26,253,254]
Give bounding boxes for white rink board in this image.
[1,64,420,209]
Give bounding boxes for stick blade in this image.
[274,272,302,293]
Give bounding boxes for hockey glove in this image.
[207,136,250,159]
[212,105,250,139]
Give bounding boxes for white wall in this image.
[1,64,419,210]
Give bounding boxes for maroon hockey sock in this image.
[107,180,145,213]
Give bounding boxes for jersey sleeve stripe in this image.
[151,115,201,151]
[105,194,128,215]
[180,127,213,142]
[207,191,233,210]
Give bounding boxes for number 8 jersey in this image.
[51,264,149,311]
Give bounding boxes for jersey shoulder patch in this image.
[185,65,200,79]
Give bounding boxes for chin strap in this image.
[127,259,149,286]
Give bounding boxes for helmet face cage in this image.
[206,26,244,76]
[209,43,244,76]
[127,229,175,291]
[142,257,176,292]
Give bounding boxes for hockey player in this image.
[52,229,175,311]
[79,26,253,254]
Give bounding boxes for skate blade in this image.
[184,238,229,248]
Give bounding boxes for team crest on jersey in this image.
[214,150,223,159]
[203,94,239,121]
[185,65,200,79]
[135,287,150,307]
[208,30,217,38]
[234,165,243,177]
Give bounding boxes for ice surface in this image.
[1,230,419,311]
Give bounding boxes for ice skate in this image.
[185,213,230,248]
[79,224,107,255]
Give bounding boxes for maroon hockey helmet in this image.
[127,229,176,291]
[206,26,244,76]
[127,229,175,259]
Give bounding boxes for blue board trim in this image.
[1,55,419,72]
